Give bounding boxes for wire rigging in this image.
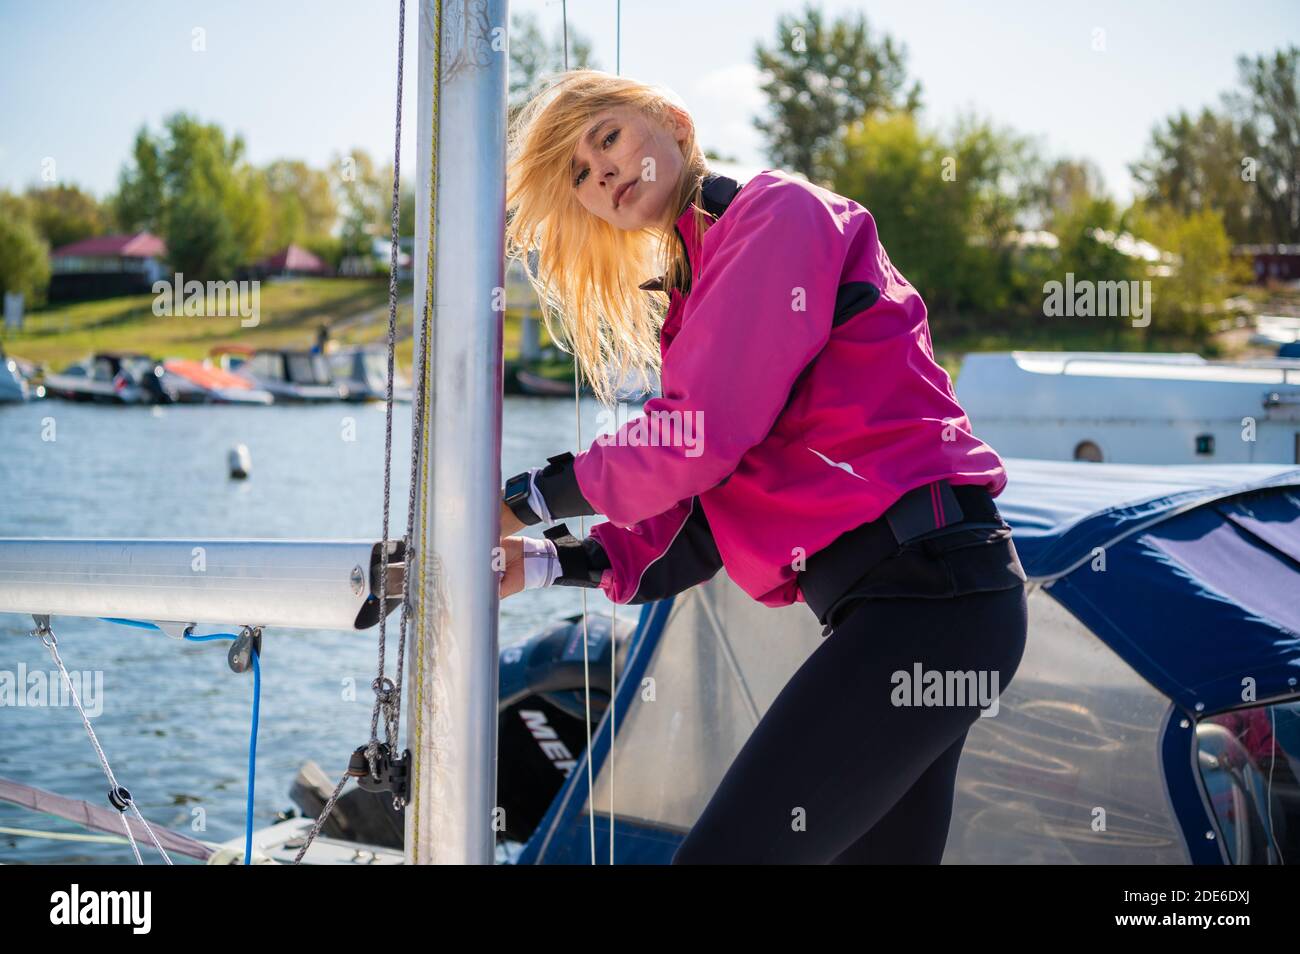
[561,0,623,867]
[294,0,414,864]
[97,617,261,865]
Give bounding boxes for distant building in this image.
[48,232,167,302]
[1235,244,1300,284]
[339,234,412,279]
[256,244,332,278]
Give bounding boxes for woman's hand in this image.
[497,535,525,599]
[500,499,525,537]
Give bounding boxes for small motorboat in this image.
[163,359,274,405]
[0,354,40,402]
[326,345,411,403]
[235,348,349,403]
[42,352,177,405]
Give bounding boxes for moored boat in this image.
[235,348,349,402]
[0,354,39,402]
[956,350,1300,464]
[163,358,274,405]
[326,344,411,402]
[41,352,177,405]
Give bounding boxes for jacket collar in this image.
[639,172,742,293]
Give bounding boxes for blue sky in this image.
[1,0,1297,205]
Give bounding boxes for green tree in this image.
[261,159,337,253]
[165,186,240,280]
[375,161,415,238]
[110,114,270,278]
[1052,196,1142,287]
[1229,46,1300,243]
[754,3,920,182]
[1131,46,1299,244]
[113,128,166,233]
[1033,158,1107,229]
[508,11,598,114]
[1130,108,1255,242]
[0,202,51,303]
[1130,204,1232,341]
[22,184,107,249]
[828,112,1033,320]
[334,148,386,261]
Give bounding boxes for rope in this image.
[291,770,352,865]
[31,616,172,865]
[186,631,261,865]
[97,618,260,864]
[371,0,408,781]
[295,0,417,864]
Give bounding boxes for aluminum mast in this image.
[404,0,508,865]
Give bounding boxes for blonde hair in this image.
[505,69,711,406]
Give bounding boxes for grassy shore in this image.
[2,277,569,373]
[7,277,1291,381]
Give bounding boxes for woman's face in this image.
[569,104,688,231]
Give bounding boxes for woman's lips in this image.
[614,179,637,209]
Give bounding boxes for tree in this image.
[112,113,269,278]
[828,112,1034,319]
[1130,204,1232,341]
[23,184,107,249]
[753,3,920,182]
[1129,108,1255,242]
[334,148,386,261]
[0,200,51,304]
[165,186,240,281]
[1229,46,1300,243]
[113,128,166,233]
[508,11,597,114]
[1130,45,1299,244]
[1033,158,1107,230]
[262,159,338,251]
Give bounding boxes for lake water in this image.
[0,396,623,863]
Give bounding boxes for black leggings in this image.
[671,584,1028,864]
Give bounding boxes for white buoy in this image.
[228,444,251,480]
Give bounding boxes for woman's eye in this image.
[572,130,618,187]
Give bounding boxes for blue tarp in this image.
[996,459,1300,579]
[999,458,1300,712]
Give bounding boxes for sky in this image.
[1,0,1297,206]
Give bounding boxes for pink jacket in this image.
[568,169,1007,606]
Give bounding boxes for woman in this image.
[497,70,1028,864]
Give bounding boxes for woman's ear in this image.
[665,105,692,144]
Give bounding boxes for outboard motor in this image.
[288,612,634,850]
[139,362,177,404]
[497,612,631,842]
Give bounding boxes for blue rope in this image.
[99,618,261,865]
